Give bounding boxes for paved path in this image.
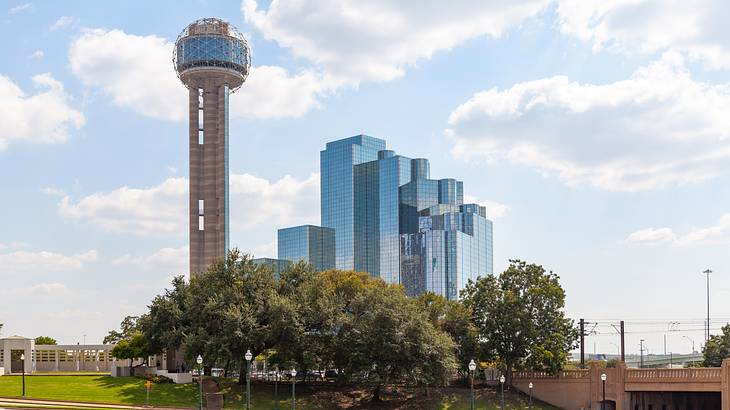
[0,397,190,409]
[202,379,223,409]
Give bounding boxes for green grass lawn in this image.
[0,375,198,408]
[216,378,558,409]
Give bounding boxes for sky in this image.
[1,0,729,358]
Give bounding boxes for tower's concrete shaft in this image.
[174,18,250,277]
[189,80,230,276]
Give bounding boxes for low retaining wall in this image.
[513,359,730,410]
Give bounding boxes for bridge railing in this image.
[513,369,589,379]
[626,368,721,382]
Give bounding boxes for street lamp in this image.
[600,373,607,410]
[528,382,533,409]
[499,375,505,410]
[245,349,253,410]
[196,355,203,410]
[683,335,696,353]
[468,359,476,410]
[290,368,297,410]
[20,353,26,397]
[274,366,280,410]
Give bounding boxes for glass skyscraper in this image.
[354,150,412,283]
[271,135,493,300]
[277,225,335,271]
[320,135,385,270]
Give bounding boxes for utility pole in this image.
[620,321,625,362]
[639,340,643,368]
[580,319,585,369]
[703,269,712,345]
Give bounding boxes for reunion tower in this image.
[174,18,251,276]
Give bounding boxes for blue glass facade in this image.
[277,225,335,271]
[176,35,250,74]
[266,135,494,300]
[354,150,412,283]
[400,204,493,300]
[321,135,385,270]
[251,258,291,278]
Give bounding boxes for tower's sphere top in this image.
[174,18,251,92]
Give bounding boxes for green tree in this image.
[703,324,730,367]
[416,292,481,378]
[104,315,140,344]
[338,277,457,401]
[462,260,579,382]
[111,332,152,368]
[34,336,57,345]
[140,276,190,358]
[184,249,281,384]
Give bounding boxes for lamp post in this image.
[499,375,505,410]
[196,355,203,410]
[683,335,695,353]
[702,269,712,345]
[468,359,476,410]
[290,368,297,410]
[528,382,533,409]
[274,367,279,410]
[245,349,253,410]
[600,373,607,410]
[20,353,26,397]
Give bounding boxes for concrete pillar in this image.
[722,358,730,410]
[54,350,59,371]
[615,362,628,410]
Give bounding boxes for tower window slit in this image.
[198,215,204,231]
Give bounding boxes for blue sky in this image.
[1,0,729,357]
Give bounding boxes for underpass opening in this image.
[629,391,720,410]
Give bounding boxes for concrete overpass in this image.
[512,359,730,409]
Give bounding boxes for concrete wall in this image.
[513,359,730,410]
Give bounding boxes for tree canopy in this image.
[462,259,579,379]
[34,336,57,345]
[108,250,578,393]
[703,324,730,367]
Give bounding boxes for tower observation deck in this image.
[174,18,251,276]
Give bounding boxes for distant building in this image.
[277,225,335,271]
[251,257,291,277]
[321,135,385,270]
[269,135,494,300]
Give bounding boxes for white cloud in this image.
[9,283,69,296]
[69,28,327,121]
[446,53,730,192]
[0,249,97,273]
[49,15,77,31]
[113,245,188,273]
[557,0,730,69]
[242,0,550,85]
[627,214,730,246]
[41,186,65,196]
[58,173,319,236]
[463,195,510,220]
[626,227,677,245]
[0,73,84,150]
[30,50,43,59]
[0,241,28,251]
[9,3,33,14]
[58,177,187,235]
